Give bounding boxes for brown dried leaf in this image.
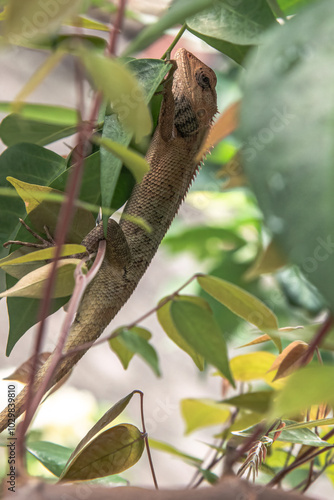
[268,340,311,381]
[196,101,240,162]
[3,352,51,383]
[244,240,287,281]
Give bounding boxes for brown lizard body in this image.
[0,48,217,433]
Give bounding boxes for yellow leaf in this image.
[181,399,230,435]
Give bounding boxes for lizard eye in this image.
[196,70,211,90]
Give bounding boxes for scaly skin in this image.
[0,48,217,433]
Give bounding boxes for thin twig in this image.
[300,314,333,365]
[161,24,187,60]
[64,273,199,357]
[134,390,159,490]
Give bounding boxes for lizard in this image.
[0,48,217,433]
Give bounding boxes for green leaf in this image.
[78,49,152,143]
[181,398,230,435]
[163,226,245,259]
[27,441,72,477]
[228,352,279,389]
[0,114,77,147]
[280,417,334,431]
[116,328,161,377]
[149,438,201,466]
[109,327,151,369]
[0,259,84,299]
[221,391,274,414]
[157,295,207,370]
[99,58,169,226]
[170,298,235,386]
[270,365,334,418]
[0,103,77,126]
[240,0,334,311]
[4,0,82,42]
[123,0,217,56]
[233,420,331,447]
[60,424,144,481]
[5,289,68,356]
[93,136,149,183]
[0,143,66,250]
[187,0,276,65]
[197,274,281,350]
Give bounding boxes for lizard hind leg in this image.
[82,219,132,271]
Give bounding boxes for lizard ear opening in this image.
[197,108,207,119]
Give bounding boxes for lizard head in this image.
[173,48,217,139]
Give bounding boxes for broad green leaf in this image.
[240,0,334,311]
[93,136,149,183]
[0,258,84,299]
[170,298,234,385]
[233,420,331,447]
[275,420,332,448]
[7,177,95,243]
[0,244,85,267]
[111,328,160,376]
[157,295,208,370]
[0,114,77,147]
[277,267,325,316]
[270,365,334,418]
[221,391,274,414]
[187,0,276,65]
[181,399,230,435]
[60,424,144,481]
[163,226,244,260]
[99,58,169,227]
[66,392,136,466]
[51,151,101,206]
[0,103,77,126]
[27,441,72,478]
[0,143,66,251]
[78,49,151,143]
[4,0,82,42]
[123,0,217,56]
[5,284,67,356]
[149,438,201,466]
[109,327,151,370]
[197,274,281,350]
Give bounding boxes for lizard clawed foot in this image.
[3,218,55,249]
